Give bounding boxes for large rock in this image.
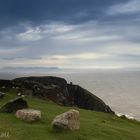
[16,109,41,122]
[0,98,28,113]
[52,109,80,130]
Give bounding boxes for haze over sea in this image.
[0,70,140,120]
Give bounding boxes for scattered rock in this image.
[0,98,28,113]
[0,92,5,99]
[52,109,80,130]
[21,95,25,98]
[2,86,6,89]
[17,93,21,96]
[16,109,41,122]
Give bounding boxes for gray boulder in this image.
[0,98,28,113]
[52,109,80,130]
[16,109,41,122]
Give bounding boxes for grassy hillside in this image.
[0,91,140,140]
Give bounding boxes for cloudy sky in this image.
[0,0,140,70]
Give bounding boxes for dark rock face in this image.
[0,98,28,113]
[67,85,114,113]
[0,76,114,114]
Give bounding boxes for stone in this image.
[17,93,21,96]
[52,109,80,130]
[21,95,25,98]
[16,109,41,122]
[0,98,28,113]
[2,86,6,89]
[0,92,5,99]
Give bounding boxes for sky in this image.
[0,0,140,71]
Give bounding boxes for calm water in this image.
[51,71,140,120]
[1,70,140,120]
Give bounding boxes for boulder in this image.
[16,109,41,122]
[17,93,21,96]
[52,109,80,130]
[0,98,28,113]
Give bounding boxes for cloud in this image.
[0,57,65,68]
[16,23,76,41]
[18,21,123,43]
[0,20,140,69]
[0,47,26,58]
[0,0,140,70]
[47,53,111,60]
[107,0,140,15]
[0,0,117,30]
[17,27,43,41]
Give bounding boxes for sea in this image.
[48,70,140,121]
[1,70,140,121]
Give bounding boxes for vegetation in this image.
[0,91,140,140]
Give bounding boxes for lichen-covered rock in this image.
[52,109,80,130]
[16,109,41,122]
[0,98,28,113]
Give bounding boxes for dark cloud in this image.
[0,0,126,29]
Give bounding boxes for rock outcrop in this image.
[16,109,41,122]
[52,109,80,130]
[67,84,114,113]
[0,98,28,113]
[0,76,114,114]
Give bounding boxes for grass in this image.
[0,91,140,140]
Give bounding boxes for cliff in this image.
[0,76,114,114]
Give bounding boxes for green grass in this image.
[0,91,140,140]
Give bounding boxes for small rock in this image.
[2,86,5,89]
[17,93,21,96]
[52,109,80,130]
[16,109,41,122]
[37,88,40,91]
[21,95,25,98]
[0,98,28,113]
[0,92,5,99]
